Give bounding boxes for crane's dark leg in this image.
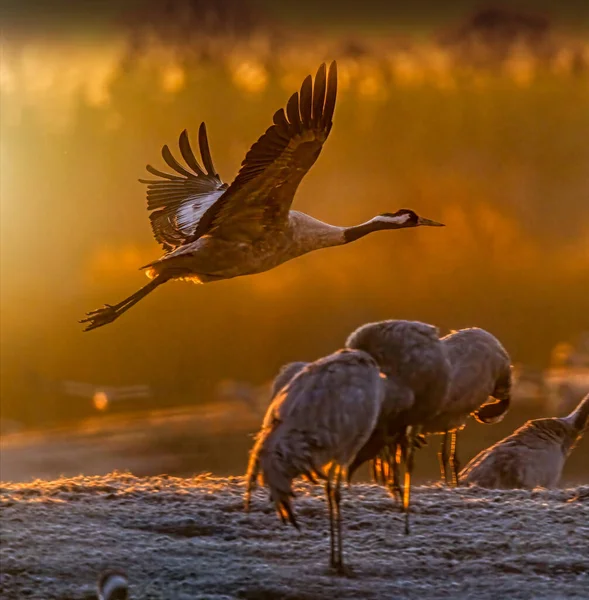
[371,456,382,485]
[391,442,404,505]
[326,463,336,570]
[371,458,378,483]
[439,431,450,485]
[380,447,392,488]
[381,452,390,485]
[395,439,410,512]
[80,277,166,331]
[403,425,420,535]
[449,430,460,487]
[334,466,346,575]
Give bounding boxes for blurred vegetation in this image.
[1,1,588,429]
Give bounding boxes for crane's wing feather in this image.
[189,61,338,242]
[138,123,227,251]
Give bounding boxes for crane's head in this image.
[344,208,444,243]
[377,209,445,228]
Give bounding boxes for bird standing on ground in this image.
[460,392,589,489]
[244,349,386,574]
[344,320,451,534]
[81,61,444,331]
[422,327,512,486]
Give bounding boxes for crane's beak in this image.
[417,217,445,227]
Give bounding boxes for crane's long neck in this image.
[343,215,412,243]
[289,212,413,253]
[561,393,589,433]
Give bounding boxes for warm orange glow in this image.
[86,245,152,284]
[1,12,588,436]
[161,64,186,94]
[551,343,575,367]
[93,392,109,411]
[231,59,268,94]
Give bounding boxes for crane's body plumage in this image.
[460,393,589,489]
[144,211,346,282]
[81,61,444,331]
[342,319,451,534]
[245,348,386,572]
[419,327,513,486]
[345,320,451,480]
[424,328,512,434]
[269,360,310,399]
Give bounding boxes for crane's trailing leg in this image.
[449,430,460,487]
[439,431,450,485]
[80,277,167,331]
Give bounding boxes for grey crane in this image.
[367,327,511,496]
[97,570,128,600]
[422,327,512,486]
[344,319,451,534]
[460,392,589,489]
[267,356,422,514]
[81,61,444,331]
[244,348,386,574]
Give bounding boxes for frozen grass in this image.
[1,473,588,599]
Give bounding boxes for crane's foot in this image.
[80,304,119,331]
[328,562,356,578]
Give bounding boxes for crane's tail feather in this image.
[244,429,267,512]
[245,424,314,529]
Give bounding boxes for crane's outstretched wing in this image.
[138,123,228,251]
[189,61,338,242]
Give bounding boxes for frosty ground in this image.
[1,474,588,599]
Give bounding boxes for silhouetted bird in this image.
[81,61,443,331]
[422,327,512,486]
[344,319,451,534]
[245,349,387,574]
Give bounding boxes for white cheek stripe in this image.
[374,214,410,225]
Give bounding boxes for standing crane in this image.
[361,327,511,497]
[423,327,512,486]
[244,349,387,574]
[81,61,444,331]
[344,320,451,534]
